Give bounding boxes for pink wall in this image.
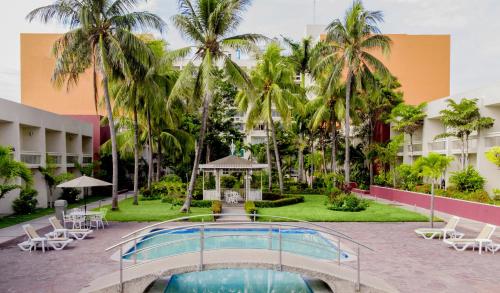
[370,186,500,225]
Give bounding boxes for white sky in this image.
[1,0,500,102]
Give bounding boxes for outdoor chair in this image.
[444,224,497,254]
[415,216,463,240]
[20,224,73,252]
[99,208,109,226]
[48,216,93,240]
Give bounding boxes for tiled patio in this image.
[0,221,498,293]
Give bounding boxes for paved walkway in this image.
[217,206,250,222]
[354,192,500,238]
[0,221,499,293]
[0,192,130,245]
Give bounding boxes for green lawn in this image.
[96,197,213,222]
[0,194,110,229]
[257,194,430,222]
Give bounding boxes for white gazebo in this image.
[199,155,268,202]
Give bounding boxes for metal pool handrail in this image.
[106,214,373,293]
[121,213,353,240]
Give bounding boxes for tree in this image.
[318,0,391,184]
[39,158,74,208]
[237,43,302,194]
[27,0,166,210]
[436,98,494,169]
[415,153,453,228]
[374,134,403,187]
[0,146,33,201]
[485,146,500,168]
[171,0,265,211]
[389,102,426,164]
[358,75,403,183]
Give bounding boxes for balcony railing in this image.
[451,138,477,153]
[46,152,62,164]
[428,140,447,152]
[485,133,500,148]
[20,151,41,166]
[82,154,93,164]
[66,154,80,165]
[407,142,422,152]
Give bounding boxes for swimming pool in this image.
[161,269,314,293]
[124,228,349,261]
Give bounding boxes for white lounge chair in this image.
[22,224,73,252]
[415,216,462,240]
[444,224,497,254]
[49,216,93,240]
[486,242,500,254]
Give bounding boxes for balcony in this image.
[82,154,93,165]
[451,138,477,154]
[428,140,447,154]
[485,133,500,148]
[46,152,62,165]
[20,151,41,167]
[66,153,80,166]
[405,142,422,155]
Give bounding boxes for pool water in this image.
[124,228,349,261]
[164,269,313,293]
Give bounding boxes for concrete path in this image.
[0,192,131,245]
[354,191,500,238]
[217,206,250,222]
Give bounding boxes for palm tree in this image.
[415,153,453,228]
[27,0,166,210]
[318,0,391,183]
[0,146,33,201]
[238,43,302,194]
[171,0,265,211]
[436,98,495,169]
[389,103,427,164]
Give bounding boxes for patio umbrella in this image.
[57,175,112,212]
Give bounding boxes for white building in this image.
[0,98,93,214]
[394,83,500,193]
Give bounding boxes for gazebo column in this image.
[215,169,221,200]
[245,170,250,201]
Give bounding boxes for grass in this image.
[95,197,213,222]
[257,194,430,222]
[0,194,110,229]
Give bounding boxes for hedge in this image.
[161,196,213,208]
[244,201,257,215]
[254,195,304,208]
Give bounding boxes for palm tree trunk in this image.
[146,109,153,189]
[309,139,314,187]
[102,76,119,210]
[156,139,162,181]
[409,133,414,164]
[133,105,139,205]
[269,120,284,195]
[465,134,469,168]
[265,123,273,192]
[182,92,211,212]
[320,134,327,175]
[344,70,353,184]
[298,134,304,183]
[330,119,337,173]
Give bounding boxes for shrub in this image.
[59,188,81,204]
[262,192,282,201]
[374,171,393,187]
[161,196,212,207]
[139,187,160,200]
[12,188,38,214]
[212,200,222,216]
[328,194,368,212]
[244,201,257,215]
[161,174,182,182]
[414,184,431,194]
[396,164,421,191]
[220,175,237,188]
[449,166,485,192]
[493,189,500,201]
[254,195,304,208]
[485,146,500,168]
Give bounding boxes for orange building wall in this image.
[320,34,450,105]
[20,33,102,115]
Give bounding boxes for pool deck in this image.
[0,221,499,293]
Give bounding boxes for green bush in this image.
[161,174,182,182]
[449,166,485,192]
[493,189,500,201]
[396,164,421,190]
[211,200,222,215]
[161,196,213,207]
[414,184,431,194]
[12,188,38,214]
[139,187,160,200]
[436,188,491,204]
[220,175,238,188]
[374,171,393,187]
[262,192,282,201]
[328,194,368,212]
[254,195,304,208]
[59,188,81,204]
[244,201,257,215]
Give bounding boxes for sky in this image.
[1,0,500,102]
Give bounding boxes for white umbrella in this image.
[57,175,112,212]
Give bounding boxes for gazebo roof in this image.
[199,155,268,170]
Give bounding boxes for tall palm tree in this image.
[171,0,265,211]
[27,0,166,209]
[0,146,33,201]
[318,0,391,183]
[238,43,302,194]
